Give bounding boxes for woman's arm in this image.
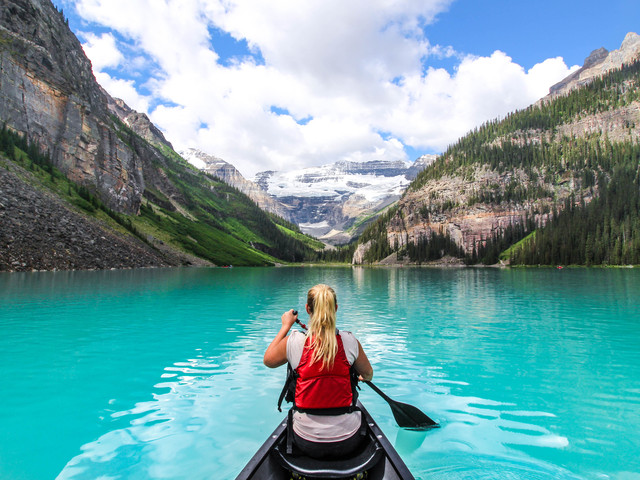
[263,309,298,368]
[353,340,373,381]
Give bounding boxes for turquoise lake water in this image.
[0,266,639,480]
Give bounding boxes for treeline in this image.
[389,216,536,266]
[412,132,636,198]
[0,124,52,170]
[469,216,537,265]
[410,57,640,192]
[358,206,399,263]
[481,58,640,138]
[403,230,465,263]
[308,242,358,263]
[510,161,640,265]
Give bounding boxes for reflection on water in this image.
[0,267,638,480]
[58,355,248,479]
[57,321,284,479]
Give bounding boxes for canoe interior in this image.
[235,402,414,480]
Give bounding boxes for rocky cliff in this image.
[0,0,205,218]
[0,0,150,214]
[106,96,174,151]
[0,0,319,271]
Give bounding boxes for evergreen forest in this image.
[357,58,640,266]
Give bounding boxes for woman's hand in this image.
[281,309,298,329]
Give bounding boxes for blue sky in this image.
[53,0,639,177]
[423,0,639,69]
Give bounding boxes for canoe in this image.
[235,401,415,480]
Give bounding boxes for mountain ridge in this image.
[2,0,636,269]
[353,32,640,266]
[548,32,640,98]
[180,148,294,222]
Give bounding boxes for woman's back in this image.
[263,284,373,458]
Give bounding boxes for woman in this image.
[263,284,374,459]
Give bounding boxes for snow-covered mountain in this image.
[181,147,436,244]
[254,156,436,243]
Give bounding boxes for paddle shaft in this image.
[364,380,393,403]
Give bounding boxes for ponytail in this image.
[306,284,338,369]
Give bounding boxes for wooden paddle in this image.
[294,318,438,430]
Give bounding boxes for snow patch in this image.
[258,163,414,202]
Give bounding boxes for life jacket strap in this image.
[286,408,294,455]
[277,364,297,412]
[292,405,359,415]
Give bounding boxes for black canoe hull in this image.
[235,402,414,480]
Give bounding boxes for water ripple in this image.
[419,452,585,480]
[2,267,638,480]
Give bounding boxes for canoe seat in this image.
[273,436,384,479]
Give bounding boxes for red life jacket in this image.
[294,333,354,411]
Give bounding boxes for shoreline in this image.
[1,258,637,274]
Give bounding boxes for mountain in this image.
[180,148,293,221]
[0,0,319,270]
[353,32,640,266]
[0,0,144,214]
[548,33,640,98]
[107,96,175,151]
[254,155,436,244]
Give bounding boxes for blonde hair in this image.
[306,284,338,369]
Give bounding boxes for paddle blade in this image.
[364,381,439,430]
[389,399,439,430]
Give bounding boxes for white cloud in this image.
[80,32,124,71]
[95,72,151,113]
[378,52,580,152]
[71,0,578,178]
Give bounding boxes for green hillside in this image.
[0,124,320,267]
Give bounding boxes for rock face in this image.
[351,240,372,264]
[548,32,640,98]
[106,96,174,150]
[0,0,147,214]
[255,155,435,243]
[385,166,558,256]
[0,159,175,271]
[180,148,293,221]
